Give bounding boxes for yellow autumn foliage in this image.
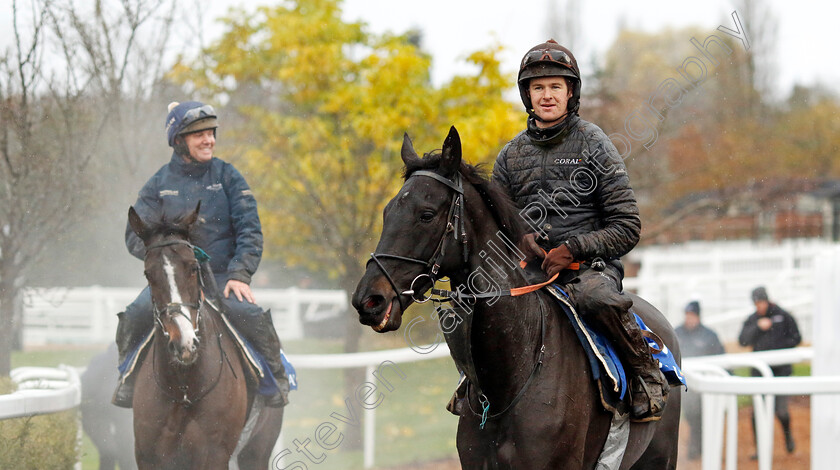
[172,0,522,286]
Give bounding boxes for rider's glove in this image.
[541,242,574,277]
[518,232,547,262]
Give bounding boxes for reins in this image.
[466,293,548,429]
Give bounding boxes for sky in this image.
[0,0,837,98]
[205,0,839,99]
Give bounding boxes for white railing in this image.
[21,286,347,345]
[627,239,833,340]
[1,347,451,470]
[281,344,452,469]
[0,366,83,470]
[683,347,840,470]
[0,366,82,420]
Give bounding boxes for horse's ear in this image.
[400,133,421,167]
[439,126,462,177]
[128,206,148,240]
[182,201,201,227]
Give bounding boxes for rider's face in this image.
[183,129,215,163]
[528,76,572,128]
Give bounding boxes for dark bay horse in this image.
[128,203,283,469]
[352,127,681,469]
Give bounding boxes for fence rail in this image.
[683,347,840,470]
[0,366,81,420]
[21,286,347,345]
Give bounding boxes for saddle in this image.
[116,305,296,397]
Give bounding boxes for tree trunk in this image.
[0,280,17,376]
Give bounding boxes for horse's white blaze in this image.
[163,255,198,351]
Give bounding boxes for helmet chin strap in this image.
[529,109,570,124]
[173,135,208,164]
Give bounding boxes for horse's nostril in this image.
[168,342,177,354]
[364,296,383,310]
[193,338,200,350]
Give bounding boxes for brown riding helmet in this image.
[518,39,582,117]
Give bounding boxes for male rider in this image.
[112,101,289,408]
[492,40,667,421]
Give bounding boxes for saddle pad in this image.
[545,285,686,412]
[546,285,627,411]
[117,317,297,396]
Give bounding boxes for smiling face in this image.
[182,129,215,163]
[528,76,572,128]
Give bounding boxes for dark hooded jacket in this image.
[738,303,802,376]
[126,153,262,284]
[492,115,641,262]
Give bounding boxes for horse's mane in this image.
[403,151,526,243]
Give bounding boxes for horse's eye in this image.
[419,211,435,223]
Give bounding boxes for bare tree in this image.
[545,0,582,52]
[0,0,178,375]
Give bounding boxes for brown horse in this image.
[352,127,681,469]
[128,203,283,469]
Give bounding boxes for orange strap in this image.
[509,272,559,297]
[518,260,582,270]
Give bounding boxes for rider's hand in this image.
[518,233,547,262]
[541,244,574,278]
[757,317,772,331]
[224,279,256,304]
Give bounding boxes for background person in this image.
[675,300,724,460]
[113,101,289,408]
[738,286,801,455]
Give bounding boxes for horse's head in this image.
[128,202,203,365]
[352,127,469,332]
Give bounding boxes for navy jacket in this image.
[492,115,641,261]
[675,324,725,358]
[126,153,263,284]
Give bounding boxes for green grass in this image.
[732,362,812,408]
[10,340,461,469]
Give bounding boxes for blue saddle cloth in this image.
[117,322,297,396]
[546,285,685,410]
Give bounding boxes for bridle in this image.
[145,239,207,338]
[366,168,554,429]
[366,170,468,310]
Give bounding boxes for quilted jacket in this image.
[492,115,641,261]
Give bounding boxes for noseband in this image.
[367,170,468,310]
[145,239,207,338]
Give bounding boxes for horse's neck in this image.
[447,224,544,399]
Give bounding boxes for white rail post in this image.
[813,247,840,468]
[363,364,376,469]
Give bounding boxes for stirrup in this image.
[630,374,667,422]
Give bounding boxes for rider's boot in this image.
[616,312,668,421]
[240,310,290,408]
[112,311,147,408]
[587,299,668,421]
